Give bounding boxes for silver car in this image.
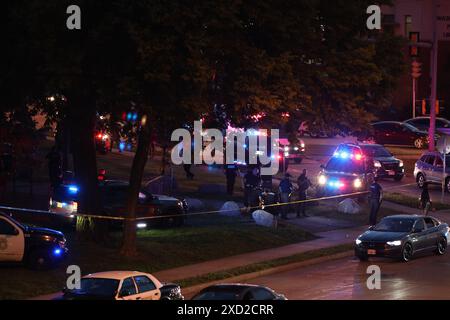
[414,151,450,192]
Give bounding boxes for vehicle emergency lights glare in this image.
[353,178,362,189]
[68,185,79,194]
[318,175,327,185]
[53,248,62,256]
[333,151,363,160]
[328,180,345,189]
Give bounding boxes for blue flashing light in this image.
[243,144,248,149]
[132,113,138,121]
[127,112,132,121]
[53,248,62,256]
[127,144,132,151]
[119,142,126,151]
[340,152,349,159]
[68,185,79,194]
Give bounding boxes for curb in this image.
[181,249,354,298]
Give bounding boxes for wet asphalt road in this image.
[246,252,450,299]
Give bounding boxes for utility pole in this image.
[411,60,422,117]
[429,0,438,151]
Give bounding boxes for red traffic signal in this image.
[411,61,422,78]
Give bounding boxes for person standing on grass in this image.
[243,167,260,208]
[278,173,293,219]
[369,178,383,226]
[224,164,237,196]
[296,169,311,217]
[420,182,432,216]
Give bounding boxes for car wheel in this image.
[436,237,447,255]
[28,249,52,270]
[417,173,425,188]
[394,175,403,182]
[414,138,425,149]
[401,242,413,262]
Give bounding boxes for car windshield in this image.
[192,290,240,300]
[361,146,392,158]
[325,157,365,174]
[68,278,120,297]
[373,218,415,232]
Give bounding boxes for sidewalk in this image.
[153,226,366,283]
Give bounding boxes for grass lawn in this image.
[303,200,413,225]
[0,215,314,300]
[384,192,450,211]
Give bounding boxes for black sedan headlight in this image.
[386,240,402,246]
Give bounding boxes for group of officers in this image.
[224,163,384,225]
[224,164,312,220]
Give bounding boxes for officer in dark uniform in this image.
[369,178,383,225]
[243,167,260,207]
[296,169,311,217]
[225,164,237,195]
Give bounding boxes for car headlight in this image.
[386,240,402,246]
[374,160,382,168]
[284,146,289,152]
[355,239,362,245]
[399,160,404,167]
[300,143,305,148]
[353,178,362,189]
[318,175,327,185]
[294,146,299,151]
[284,152,289,157]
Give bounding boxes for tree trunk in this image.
[68,94,107,242]
[121,113,151,257]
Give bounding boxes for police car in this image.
[0,212,68,269]
[62,271,184,300]
[316,144,374,196]
[49,180,187,228]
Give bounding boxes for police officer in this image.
[279,173,293,219]
[296,169,311,217]
[225,164,237,196]
[369,178,383,226]
[243,167,260,208]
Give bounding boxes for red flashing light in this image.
[277,155,282,159]
[354,154,362,160]
[96,133,103,139]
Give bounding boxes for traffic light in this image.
[409,32,419,57]
[411,61,422,79]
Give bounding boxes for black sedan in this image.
[358,143,404,181]
[192,284,287,300]
[355,215,448,262]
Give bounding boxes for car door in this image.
[117,277,140,300]
[133,275,161,300]
[430,155,444,183]
[422,155,436,182]
[374,123,392,144]
[0,217,24,262]
[423,217,440,250]
[411,218,428,252]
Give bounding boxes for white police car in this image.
[62,271,184,300]
[0,212,68,269]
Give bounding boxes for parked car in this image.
[0,212,68,269]
[403,116,450,132]
[278,138,305,164]
[358,143,404,181]
[367,121,430,149]
[49,180,187,228]
[62,271,184,300]
[355,215,448,262]
[316,143,374,197]
[414,151,450,192]
[192,284,287,300]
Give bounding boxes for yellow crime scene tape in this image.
[0,182,419,222]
